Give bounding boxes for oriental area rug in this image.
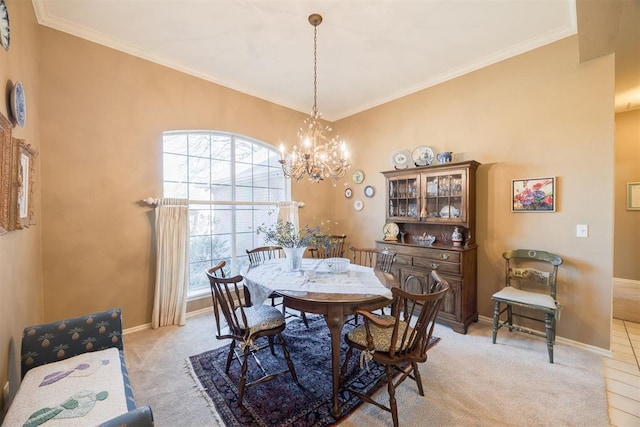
[187,315,439,427]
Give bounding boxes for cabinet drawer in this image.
[394,254,412,266]
[413,257,461,275]
[418,248,460,263]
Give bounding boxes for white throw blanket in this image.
[244,258,393,305]
[2,348,128,427]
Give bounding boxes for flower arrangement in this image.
[256,219,320,248]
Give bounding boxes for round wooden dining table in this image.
[244,260,398,419]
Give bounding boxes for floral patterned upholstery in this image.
[346,315,412,352]
[235,305,285,333]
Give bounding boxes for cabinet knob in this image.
[430,263,440,269]
[440,254,449,260]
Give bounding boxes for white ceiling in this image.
[32,0,581,121]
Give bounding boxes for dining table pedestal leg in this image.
[324,305,346,419]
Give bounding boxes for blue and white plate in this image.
[11,81,26,128]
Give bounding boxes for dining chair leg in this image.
[278,333,300,384]
[238,345,251,403]
[340,346,355,384]
[225,340,235,373]
[492,301,500,344]
[268,336,276,355]
[301,311,309,328]
[545,313,554,363]
[386,365,399,427]
[412,362,425,396]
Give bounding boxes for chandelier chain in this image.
[313,23,318,115]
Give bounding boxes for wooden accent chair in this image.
[340,270,449,427]
[492,249,563,363]
[246,246,309,327]
[206,261,300,402]
[309,234,347,258]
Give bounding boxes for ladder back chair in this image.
[340,270,449,427]
[309,234,347,258]
[206,261,300,402]
[350,246,397,273]
[491,249,563,363]
[246,245,309,327]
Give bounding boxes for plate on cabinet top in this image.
[412,146,435,166]
[390,150,412,168]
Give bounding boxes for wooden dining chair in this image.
[340,270,449,427]
[309,234,347,258]
[246,246,309,328]
[206,261,300,403]
[349,246,397,321]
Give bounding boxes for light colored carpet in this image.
[123,311,609,426]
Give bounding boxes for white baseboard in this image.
[123,307,213,335]
[477,315,612,358]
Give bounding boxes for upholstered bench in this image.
[2,308,153,427]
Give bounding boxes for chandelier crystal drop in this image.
[279,13,350,183]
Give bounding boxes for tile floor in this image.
[606,319,640,426]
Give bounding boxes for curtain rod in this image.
[141,198,304,208]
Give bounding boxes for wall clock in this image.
[0,0,9,51]
[352,170,364,184]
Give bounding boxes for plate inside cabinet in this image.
[390,150,412,168]
[353,199,364,211]
[364,185,375,198]
[11,81,26,128]
[344,187,353,199]
[412,146,435,166]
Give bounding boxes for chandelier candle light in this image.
[279,13,350,183]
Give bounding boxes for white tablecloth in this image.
[243,258,393,305]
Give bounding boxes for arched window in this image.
[163,131,289,296]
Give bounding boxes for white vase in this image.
[283,246,307,271]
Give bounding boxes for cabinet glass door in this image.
[423,170,466,222]
[388,175,420,221]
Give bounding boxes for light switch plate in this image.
[576,224,588,238]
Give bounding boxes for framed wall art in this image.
[627,182,640,210]
[0,112,12,235]
[512,177,556,212]
[10,138,37,229]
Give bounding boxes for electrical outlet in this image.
[576,224,589,238]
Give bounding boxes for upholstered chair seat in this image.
[346,315,412,352]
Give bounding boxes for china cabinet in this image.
[377,160,480,333]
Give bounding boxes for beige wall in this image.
[335,36,615,349]
[37,27,336,330]
[0,0,43,413]
[614,110,640,280]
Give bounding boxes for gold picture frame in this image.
[10,138,37,229]
[0,112,12,235]
[627,182,640,210]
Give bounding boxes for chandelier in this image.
[279,13,350,183]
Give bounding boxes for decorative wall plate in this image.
[412,146,435,166]
[0,0,9,51]
[352,170,365,184]
[353,199,364,211]
[11,81,26,128]
[364,185,375,198]
[390,150,412,168]
[344,187,353,199]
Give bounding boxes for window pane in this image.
[164,133,187,155]
[163,153,188,182]
[188,134,210,158]
[162,131,290,297]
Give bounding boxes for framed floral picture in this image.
[10,139,37,229]
[512,177,555,212]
